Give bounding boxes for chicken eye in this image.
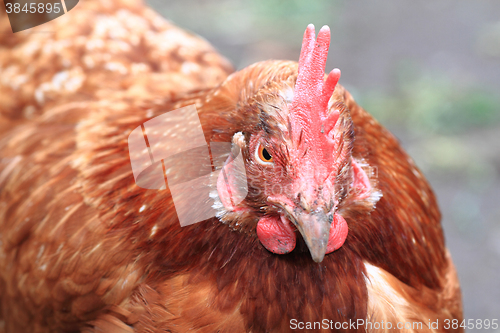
[256,143,273,165]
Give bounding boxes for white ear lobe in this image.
[351,159,372,200]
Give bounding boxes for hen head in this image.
[200,25,380,263]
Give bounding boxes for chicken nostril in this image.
[286,214,298,226]
[298,193,310,212]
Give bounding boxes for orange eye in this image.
[256,143,273,165]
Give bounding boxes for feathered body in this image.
[0,0,462,332]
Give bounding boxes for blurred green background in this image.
[148,0,500,325]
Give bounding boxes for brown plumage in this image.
[0,0,462,332]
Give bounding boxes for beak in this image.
[288,209,331,263]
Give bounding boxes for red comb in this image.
[290,24,341,146]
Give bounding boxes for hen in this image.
[0,0,463,332]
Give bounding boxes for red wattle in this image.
[326,213,348,254]
[257,215,296,254]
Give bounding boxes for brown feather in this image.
[0,0,462,332]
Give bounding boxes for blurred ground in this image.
[148,0,500,328]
